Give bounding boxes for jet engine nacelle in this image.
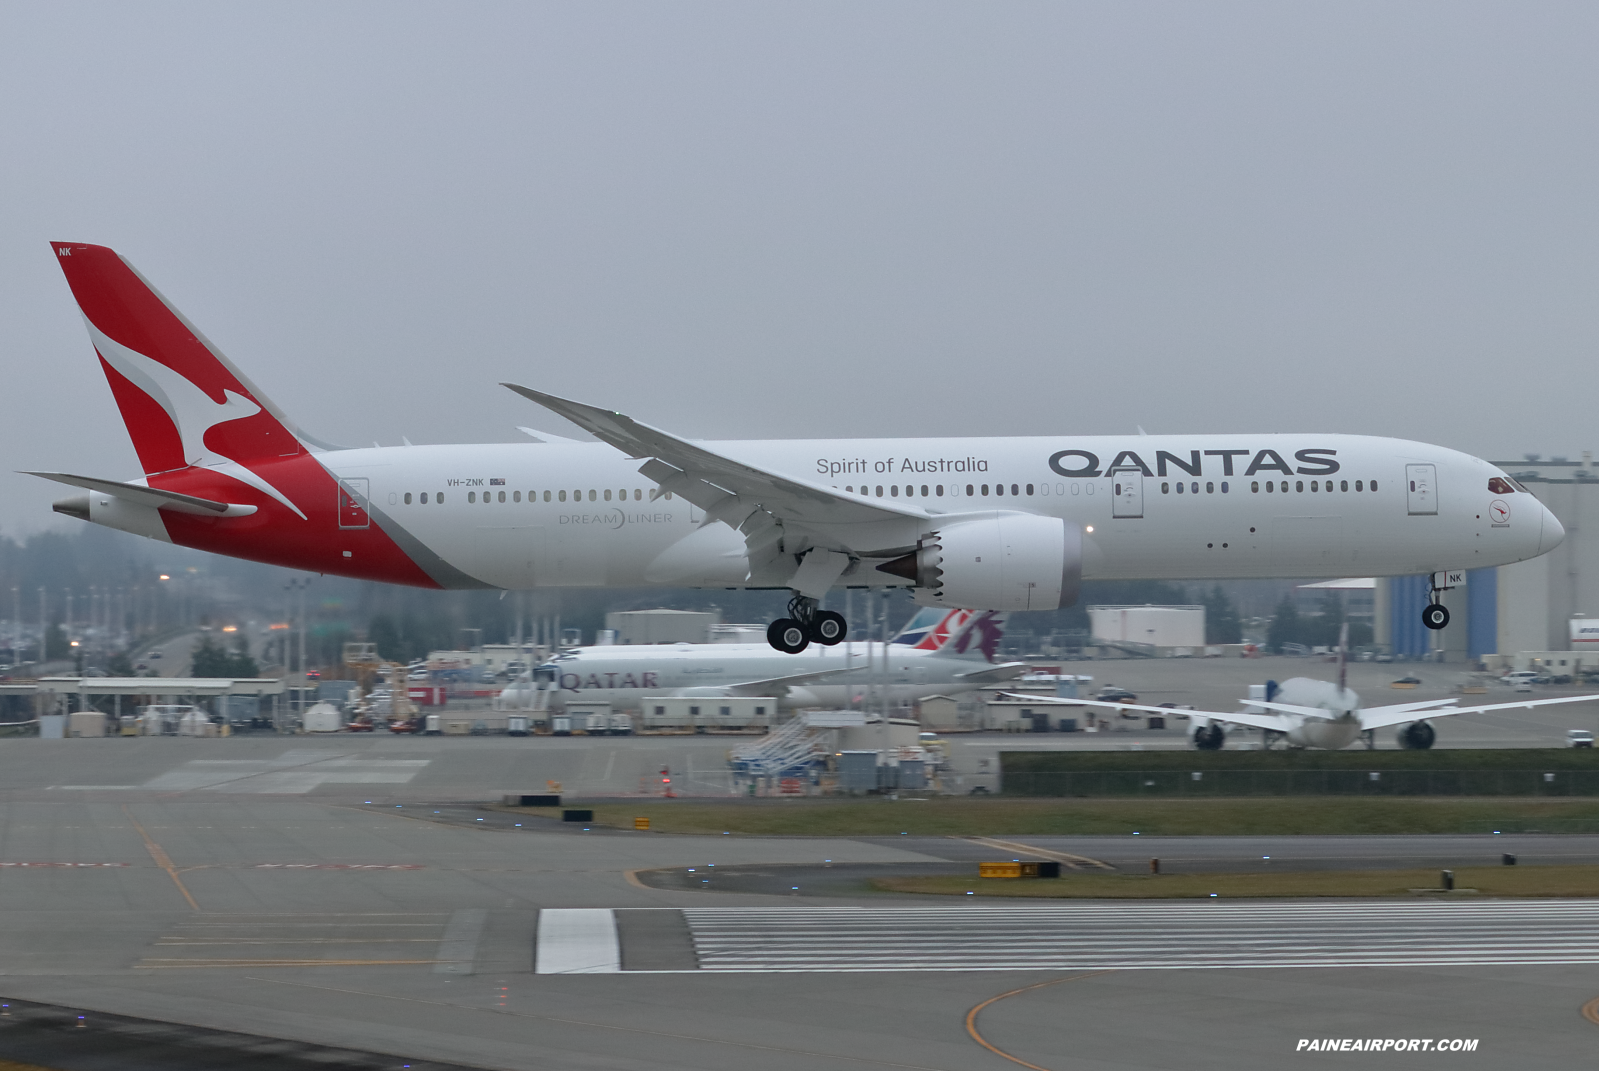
[881,512,1081,612]
[1397,721,1436,749]
[1193,723,1226,750]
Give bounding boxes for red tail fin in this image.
[51,242,308,475]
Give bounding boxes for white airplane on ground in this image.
[35,243,1566,652]
[999,630,1599,750]
[500,608,1025,711]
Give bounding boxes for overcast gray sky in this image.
[3,2,1597,534]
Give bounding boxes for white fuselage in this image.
[314,433,1558,590]
[512,640,1011,711]
[1260,678,1366,749]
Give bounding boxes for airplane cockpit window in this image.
[1509,477,1531,493]
[1488,477,1516,495]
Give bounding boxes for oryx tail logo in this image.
[951,611,1006,662]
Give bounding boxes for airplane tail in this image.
[892,607,969,649]
[942,610,1008,662]
[50,242,316,475]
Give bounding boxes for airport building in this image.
[1375,453,1599,663]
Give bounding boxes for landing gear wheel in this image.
[1422,604,1450,630]
[809,610,847,646]
[767,618,810,654]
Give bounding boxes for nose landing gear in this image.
[766,596,850,654]
[1422,569,1463,631]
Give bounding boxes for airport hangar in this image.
[1375,453,1599,669]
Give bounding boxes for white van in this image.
[1501,671,1539,686]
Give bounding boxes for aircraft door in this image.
[1406,464,1437,515]
[1111,472,1144,518]
[337,478,370,529]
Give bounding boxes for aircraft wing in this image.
[1357,692,1599,731]
[989,693,1296,732]
[502,385,929,586]
[721,665,868,697]
[953,662,1030,685]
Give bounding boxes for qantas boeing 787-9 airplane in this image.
[33,243,1563,652]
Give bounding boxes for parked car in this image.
[1097,687,1137,703]
[1501,671,1539,686]
[1391,676,1422,689]
[1568,730,1594,749]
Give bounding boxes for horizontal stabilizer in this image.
[23,471,257,517]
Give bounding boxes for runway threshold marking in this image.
[965,972,1114,1071]
[122,805,198,910]
[536,909,620,973]
[137,959,441,969]
[1582,995,1599,1025]
[959,837,1113,871]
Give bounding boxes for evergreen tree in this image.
[44,623,69,660]
[1202,585,1242,644]
[190,634,231,677]
[1265,596,1301,653]
[190,634,258,677]
[107,651,136,677]
[228,634,258,677]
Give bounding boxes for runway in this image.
[662,901,1599,971]
[1,737,1599,1069]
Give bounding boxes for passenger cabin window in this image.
[468,491,476,503]
[544,490,552,502]
[559,490,567,502]
[499,491,506,503]
[1355,481,1363,492]
[419,493,427,504]
[404,493,412,504]
[1371,480,1378,491]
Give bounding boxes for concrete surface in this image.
[0,736,1595,1069]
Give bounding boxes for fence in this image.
[1002,768,1599,797]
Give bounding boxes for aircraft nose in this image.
[1540,503,1566,554]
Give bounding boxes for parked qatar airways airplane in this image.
[501,608,1025,711]
[36,243,1564,652]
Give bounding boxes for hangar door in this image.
[1406,464,1437,515]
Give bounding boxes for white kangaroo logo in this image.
[86,319,308,519]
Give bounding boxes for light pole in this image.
[283,578,314,714]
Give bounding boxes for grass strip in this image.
[870,865,1599,899]
[494,797,1599,837]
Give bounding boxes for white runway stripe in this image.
[678,901,1599,972]
[536,909,620,974]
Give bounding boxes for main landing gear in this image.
[767,596,849,654]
